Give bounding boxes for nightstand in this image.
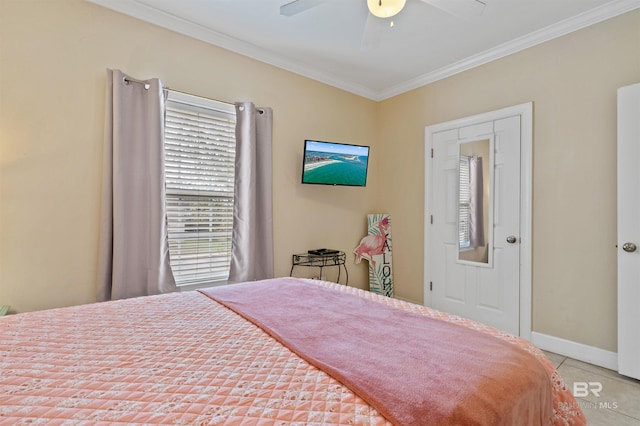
[290,251,348,285]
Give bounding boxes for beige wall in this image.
[1,0,638,353]
[0,0,377,312]
[376,10,640,352]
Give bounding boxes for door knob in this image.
[506,236,517,244]
[622,242,637,253]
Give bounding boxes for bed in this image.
[0,277,585,425]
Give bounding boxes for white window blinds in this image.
[164,91,236,286]
[458,155,471,248]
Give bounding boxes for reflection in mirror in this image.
[458,138,492,265]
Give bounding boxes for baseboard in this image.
[531,332,618,371]
[393,294,422,304]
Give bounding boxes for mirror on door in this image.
[458,137,493,266]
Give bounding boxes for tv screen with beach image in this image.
[302,140,370,187]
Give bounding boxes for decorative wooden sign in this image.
[354,214,393,297]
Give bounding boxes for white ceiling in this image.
[89,0,640,100]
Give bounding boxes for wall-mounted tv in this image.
[301,140,370,187]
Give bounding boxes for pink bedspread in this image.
[0,278,586,425]
[202,278,552,425]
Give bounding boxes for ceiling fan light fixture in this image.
[367,0,406,18]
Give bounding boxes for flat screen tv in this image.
[301,140,370,187]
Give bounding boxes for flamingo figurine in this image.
[354,217,390,268]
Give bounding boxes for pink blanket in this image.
[201,278,554,426]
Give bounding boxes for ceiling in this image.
[88,0,639,101]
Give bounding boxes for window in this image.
[164,91,236,287]
[458,155,471,249]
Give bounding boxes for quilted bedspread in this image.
[0,279,585,425]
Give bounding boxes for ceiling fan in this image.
[280,0,486,21]
[280,0,485,49]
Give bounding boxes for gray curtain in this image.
[97,69,176,301]
[228,102,274,282]
[469,155,485,249]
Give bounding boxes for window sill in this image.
[178,279,229,292]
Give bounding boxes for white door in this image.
[425,104,532,338]
[617,83,640,380]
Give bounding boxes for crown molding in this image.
[375,0,640,100]
[86,0,379,99]
[88,0,640,102]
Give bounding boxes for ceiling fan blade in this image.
[420,0,486,20]
[280,0,325,16]
[361,13,385,50]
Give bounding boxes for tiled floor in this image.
[544,351,640,425]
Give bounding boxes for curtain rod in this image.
[123,76,232,106]
[123,76,150,88]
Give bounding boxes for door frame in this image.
[424,102,533,340]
